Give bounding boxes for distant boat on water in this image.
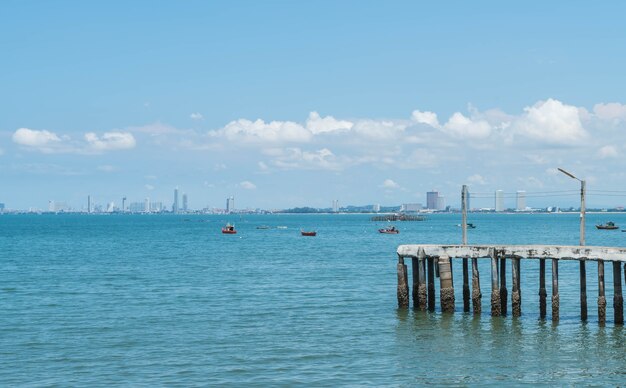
[222,223,237,234]
[276,226,288,229]
[379,226,399,234]
[596,221,619,230]
[456,223,476,229]
[256,225,271,229]
[301,230,317,236]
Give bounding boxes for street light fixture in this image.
[558,167,587,320]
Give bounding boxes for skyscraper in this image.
[426,191,439,210]
[173,187,179,214]
[516,191,526,211]
[332,200,339,213]
[495,190,505,212]
[182,193,188,212]
[145,197,150,213]
[226,196,235,213]
[436,196,445,211]
[87,195,92,214]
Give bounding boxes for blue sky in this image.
[2,1,626,210]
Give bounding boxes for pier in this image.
[396,244,626,325]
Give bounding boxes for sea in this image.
[1,213,626,386]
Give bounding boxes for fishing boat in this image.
[379,226,399,234]
[222,223,237,234]
[456,223,476,229]
[596,221,619,230]
[301,230,317,236]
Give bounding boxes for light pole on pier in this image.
[558,167,587,320]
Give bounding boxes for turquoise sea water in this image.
[2,213,626,386]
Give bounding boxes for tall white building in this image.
[226,196,235,213]
[373,204,381,212]
[332,200,339,213]
[182,193,188,212]
[145,197,150,213]
[495,190,505,212]
[173,187,179,214]
[426,191,439,210]
[516,191,526,211]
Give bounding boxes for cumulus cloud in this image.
[239,181,257,190]
[306,111,353,134]
[352,119,407,140]
[441,113,491,139]
[598,145,618,159]
[467,174,487,185]
[411,110,440,128]
[593,103,626,121]
[381,179,400,189]
[511,99,587,145]
[12,128,62,150]
[270,147,340,170]
[85,132,136,151]
[210,118,312,143]
[97,165,116,172]
[190,112,204,120]
[145,184,155,191]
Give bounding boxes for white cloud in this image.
[128,122,182,134]
[511,98,587,145]
[593,103,626,121]
[411,110,440,128]
[190,112,204,120]
[258,161,269,171]
[467,174,487,185]
[352,119,407,140]
[239,181,257,190]
[442,112,491,139]
[270,147,340,170]
[145,184,155,191]
[306,111,353,134]
[12,128,62,149]
[85,132,136,151]
[381,179,400,189]
[97,165,116,172]
[598,145,618,159]
[210,118,312,143]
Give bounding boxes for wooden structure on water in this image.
[371,214,426,222]
[396,244,625,325]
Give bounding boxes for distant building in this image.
[373,203,381,212]
[495,190,505,212]
[182,193,188,212]
[48,200,69,212]
[129,202,145,213]
[516,191,526,211]
[332,200,339,213]
[426,191,439,210]
[173,187,179,214]
[401,203,423,212]
[436,196,445,211]
[0,203,5,212]
[150,202,164,212]
[145,197,150,213]
[106,202,115,213]
[87,195,92,214]
[226,196,235,213]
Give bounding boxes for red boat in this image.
[301,230,317,236]
[379,226,399,234]
[222,223,237,234]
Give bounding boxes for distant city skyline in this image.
[2,2,626,210]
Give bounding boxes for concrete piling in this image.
[580,261,588,321]
[512,258,521,317]
[439,255,455,312]
[613,261,623,325]
[411,258,419,309]
[462,258,470,312]
[427,257,435,312]
[490,249,501,317]
[539,258,547,319]
[500,257,508,315]
[598,261,606,325]
[471,258,482,314]
[552,259,559,322]
[417,248,427,311]
[397,255,409,308]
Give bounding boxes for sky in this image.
[2,0,626,210]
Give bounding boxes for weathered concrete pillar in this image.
[411,257,420,309]
[397,255,409,308]
[580,261,588,322]
[462,258,470,312]
[552,259,559,322]
[471,258,482,314]
[417,248,427,311]
[539,258,547,319]
[613,261,623,325]
[500,257,508,315]
[512,258,521,317]
[439,255,455,312]
[427,256,435,312]
[490,249,501,317]
[598,260,606,325]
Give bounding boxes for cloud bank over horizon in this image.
[4,98,626,209]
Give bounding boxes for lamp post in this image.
[558,167,587,320]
